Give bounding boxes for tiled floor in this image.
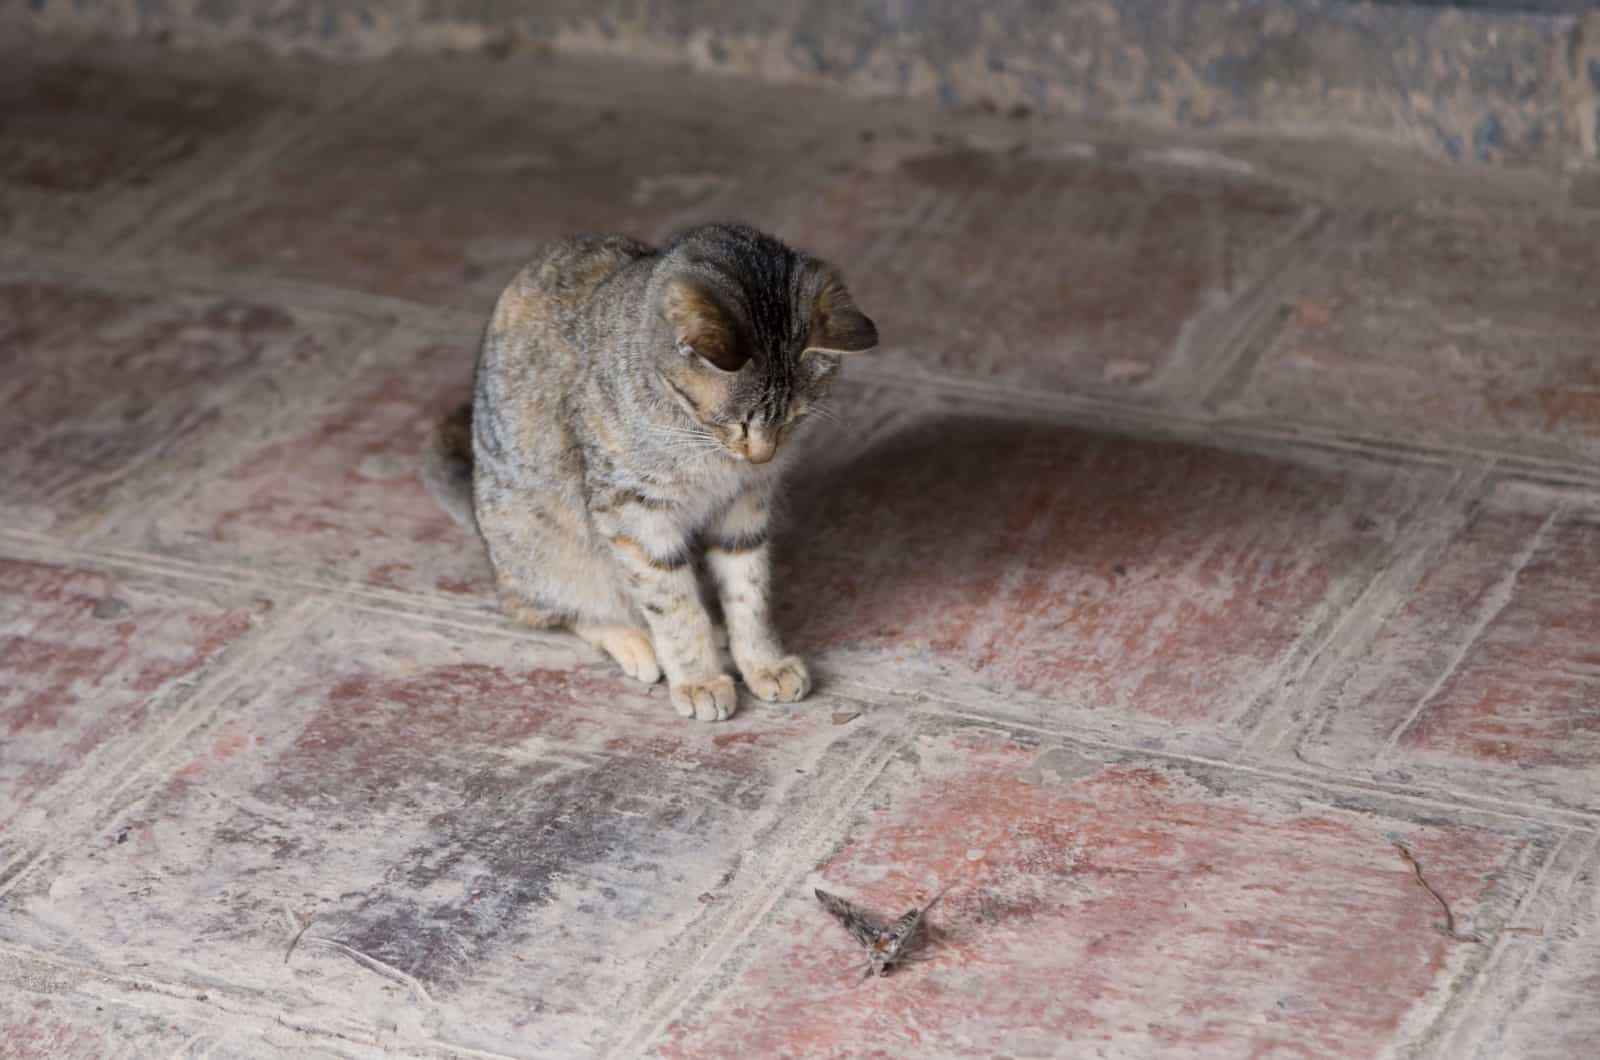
[2,36,1598,1060]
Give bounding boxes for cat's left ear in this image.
[660,274,749,372]
[805,264,878,355]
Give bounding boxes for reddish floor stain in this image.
[128,339,491,597]
[779,416,1429,724]
[0,557,262,830]
[662,730,1522,1060]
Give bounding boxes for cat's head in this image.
[653,224,876,464]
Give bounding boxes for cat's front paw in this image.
[742,656,811,703]
[670,674,737,722]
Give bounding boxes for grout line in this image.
[0,941,496,1060]
[1243,460,1498,755]
[1196,208,1365,413]
[6,523,1600,834]
[1413,830,1600,1060]
[843,361,1600,484]
[608,721,910,1058]
[0,597,330,899]
[1152,205,1335,410]
[8,234,1600,484]
[1378,502,1565,764]
[906,699,1600,833]
[0,530,504,628]
[113,65,386,259]
[1384,828,1576,1060]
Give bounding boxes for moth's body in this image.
[424,224,876,720]
[814,886,948,976]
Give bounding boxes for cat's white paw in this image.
[670,674,737,721]
[742,656,811,703]
[576,625,661,685]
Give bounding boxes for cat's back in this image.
[486,233,654,360]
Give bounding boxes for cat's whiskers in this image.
[809,404,843,427]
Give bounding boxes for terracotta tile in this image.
[0,608,887,1056]
[0,55,298,249]
[1222,209,1600,458]
[773,147,1313,391]
[0,557,268,865]
[172,75,811,309]
[0,278,354,534]
[1301,483,1600,811]
[659,720,1536,1060]
[109,337,492,599]
[778,412,1439,732]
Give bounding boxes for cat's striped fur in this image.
[424,223,876,720]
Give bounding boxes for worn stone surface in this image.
[0,54,298,249]
[0,557,268,869]
[659,720,1539,1059]
[3,38,1600,1060]
[7,0,1588,172]
[166,67,836,310]
[1218,207,1600,460]
[0,277,356,536]
[0,949,331,1060]
[779,410,1440,738]
[775,146,1311,392]
[105,336,493,600]
[103,344,899,603]
[0,993,251,1060]
[1477,852,1600,1060]
[1300,483,1600,812]
[0,608,888,1056]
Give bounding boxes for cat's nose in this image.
[742,435,777,464]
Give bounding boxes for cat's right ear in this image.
[805,265,878,356]
[660,276,748,372]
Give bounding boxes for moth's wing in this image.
[879,907,931,966]
[885,888,951,954]
[814,888,890,949]
[886,908,922,943]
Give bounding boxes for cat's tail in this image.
[421,401,477,532]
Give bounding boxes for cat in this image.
[423,222,877,721]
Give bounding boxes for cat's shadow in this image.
[774,412,1389,667]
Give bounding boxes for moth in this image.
[814,885,951,977]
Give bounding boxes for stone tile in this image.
[0,995,219,1060]
[107,336,492,600]
[1300,482,1600,812]
[1478,853,1600,1060]
[0,51,314,249]
[778,410,1441,736]
[772,146,1314,392]
[0,607,889,1057]
[0,277,358,535]
[107,349,903,603]
[0,949,350,1058]
[1220,208,1600,459]
[0,557,269,867]
[170,67,823,310]
[657,719,1538,1060]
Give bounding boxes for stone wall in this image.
[7,0,1600,177]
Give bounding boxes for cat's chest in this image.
[637,460,769,531]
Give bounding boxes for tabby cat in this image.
[423,223,877,721]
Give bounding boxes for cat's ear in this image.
[806,265,878,355]
[660,275,748,372]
